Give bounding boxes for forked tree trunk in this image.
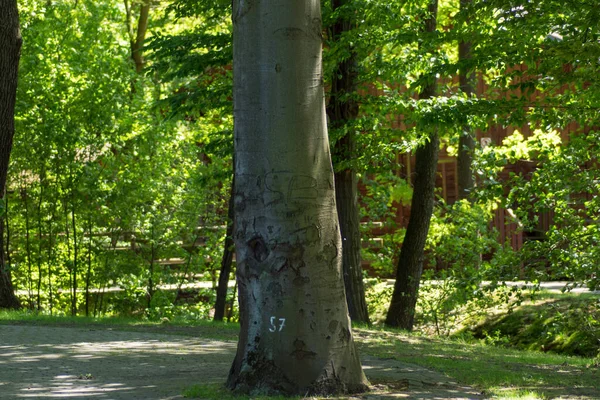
[327,0,370,324]
[227,0,369,395]
[385,0,439,330]
[457,0,475,200]
[0,0,22,309]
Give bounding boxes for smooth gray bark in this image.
[0,0,22,309]
[228,0,369,395]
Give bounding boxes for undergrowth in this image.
[366,279,600,359]
[464,293,600,358]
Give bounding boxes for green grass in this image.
[464,292,600,358]
[0,309,240,341]
[355,325,600,399]
[488,390,546,400]
[183,383,237,399]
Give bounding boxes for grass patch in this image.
[488,389,545,400]
[463,292,600,358]
[0,309,239,341]
[355,325,600,399]
[183,383,236,399]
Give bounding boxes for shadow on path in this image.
[0,325,481,399]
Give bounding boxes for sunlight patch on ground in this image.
[17,380,136,398]
[1,324,235,399]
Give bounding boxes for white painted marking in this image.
[268,316,286,332]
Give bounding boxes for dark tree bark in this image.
[0,0,22,309]
[457,0,475,200]
[326,0,370,325]
[385,0,439,330]
[70,186,78,316]
[85,219,93,317]
[227,0,369,395]
[23,188,33,305]
[214,179,235,322]
[125,0,150,73]
[0,219,18,309]
[36,169,45,310]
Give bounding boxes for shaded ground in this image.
[0,324,482,399]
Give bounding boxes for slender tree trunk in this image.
[5,191,12,280]
[23,188,33,307]
[99,285,106,316]
[71,190,78,316]
[63,184,73,315]
[47,216,55,315]
[147,255,155,309]
[334,169,369,322]
[457,0,475,200]
[36,168,45,310]
[36,205,43,310]
[327,0,370,325]
[124,0,150,73]
[0,0,21,309]
[227,0,369,395]
[85,218,92,317]
[132,2,150,73]
[226,279,237,322]
[47,177,58,315]
[214,179,235,322]
[147,222,155,309]
[95,235,116,318]
[385,0,439,330]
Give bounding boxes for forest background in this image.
[0,0,598,351]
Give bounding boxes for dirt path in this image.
[0,325,482,399]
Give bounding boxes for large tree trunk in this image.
[327,0,370,324]
[227,0,369,395]
[214,179,235,322]
[385,0,439,330]
[457,0,475,200]
[0,0,22,310]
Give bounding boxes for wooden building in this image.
[359,63,582,261]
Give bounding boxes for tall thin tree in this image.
[457,0,475,200]
[385,0,439,330]
[0,0,22,309]
[327,0,370,324]
[125,0,151,73]
[214,177,235,321]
